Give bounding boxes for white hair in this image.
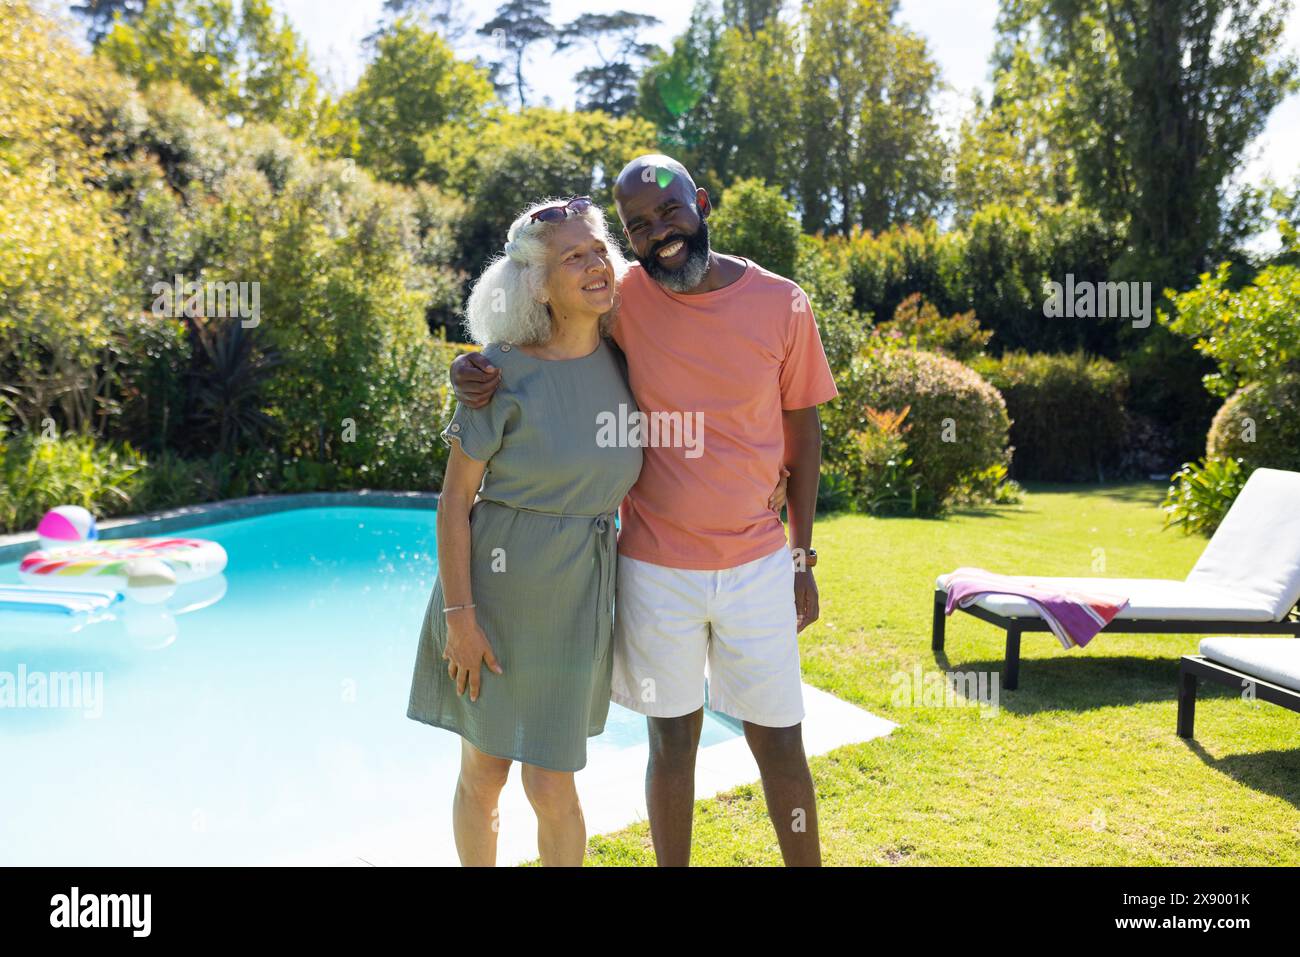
[463,198,629,346]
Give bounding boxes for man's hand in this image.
[768,465,791,512]
[794,569,819,633]
[450,352,502,409]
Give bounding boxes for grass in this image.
[584,482,1300,866]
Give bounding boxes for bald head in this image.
[613,154,696,205]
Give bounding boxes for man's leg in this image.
[645,708,704,866]
[743,721,821,866]
[709,545,820,865]
[610,553,711,867]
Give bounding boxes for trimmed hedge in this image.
[973,351,1128,481]
[826,347,1011,511]
[1206,375,1300,473]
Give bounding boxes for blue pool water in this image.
[0,506,739,865]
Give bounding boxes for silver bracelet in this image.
[443,603,477,615]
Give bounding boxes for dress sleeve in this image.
[440,397,510,463]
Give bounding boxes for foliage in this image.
[1205,375,1300,474]
[0,430,145,534]
[341,18,496,185]
[1161,456,1249,537]
[709,178,800,278]
[874,293,991,362]
[1162,254,1300,400]
[99,0,328,140]
[972,351,1129,481]
[824,347,1012,513]
[996,0,1299,290]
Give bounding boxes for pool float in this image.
[18,537,228,595]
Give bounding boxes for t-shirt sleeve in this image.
[779,286,840,410]
[441,397,509,463]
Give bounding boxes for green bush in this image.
[710,177,801,278]
[1162,456,1249,537]
[825,347,1011,512]
[875,293,991,362]
[1206,375,1300,473]
[793,234,870,372]
[973,351,1129,481]
[0,431,145,534]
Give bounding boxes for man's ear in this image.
[697,188,711,219]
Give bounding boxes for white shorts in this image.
[610,544,804,727]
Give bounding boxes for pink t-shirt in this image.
[611,257,839,570]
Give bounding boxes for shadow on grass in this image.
[938,654,1186,714]
[1020,481,1170,508]
[1183,739,1300,808]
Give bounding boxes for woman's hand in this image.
[443,610,503,702]
[768,465,791,512]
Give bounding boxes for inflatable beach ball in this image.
[124,558,177,605]
[36,505,98,550]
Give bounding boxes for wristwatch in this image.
[794,547,817,569]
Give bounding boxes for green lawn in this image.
[586,483,1300,866]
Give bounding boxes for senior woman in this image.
[406,197,642,867]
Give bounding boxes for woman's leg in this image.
[454,739,512,867]
[520,763,586,866]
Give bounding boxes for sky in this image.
[100,0,1300,194]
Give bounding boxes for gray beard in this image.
[653,247,710,293]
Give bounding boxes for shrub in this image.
[973,351,1129,481]
[1205,375,1300,473]
[710,177,801,278]
[0,430,145,534]
[874,293,991,362]
[1162,457,1249,537]
[793,234,870,372]
[825,347,1011,512]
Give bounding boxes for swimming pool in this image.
[0,505,741,865]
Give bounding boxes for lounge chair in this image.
[1178,638,1300,738]
[931,468,1300,690]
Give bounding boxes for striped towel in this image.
[943,567,1130,649]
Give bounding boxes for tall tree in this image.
[798,0,947,233]
[342,18,496,185]
[98,0,324,138]
[478,0,555,108]
[1000,0,1299,287]
[70,0,146,45]
[380,0,474,42]
[555,12,660,116]
[721,0,785,33]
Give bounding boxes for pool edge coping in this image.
[0,490,440,564]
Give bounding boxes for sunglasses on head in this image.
[529,196,593,223]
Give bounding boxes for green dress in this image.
[407,338,642,772]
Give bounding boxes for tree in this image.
[953,41,1076,223]
[420,107,658,280]
[70,0,146,45]
[798,0,948,233]
[709,178,801,277]
[721,0,785,33]
[999,0,1299,289]
[478,0,555,108]
[379,0,474,42]
[556,12,660,116]
[637,4,801,198]
[342,19,496,185]
[98,0,325,138]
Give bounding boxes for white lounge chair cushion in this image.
[934,573,1276,622]
[1199,637,1300,693]
[1186,467,1300,621]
